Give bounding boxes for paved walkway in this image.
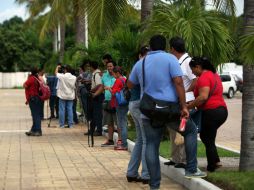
[0,89,186,190]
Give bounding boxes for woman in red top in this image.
[187,57,228,172]
[23,67,43,136]
[108,66,128,150]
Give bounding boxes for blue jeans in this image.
[116,105,128,147]
[142,118,197,189]
[59,99,74,127]
[29,96,42,133]
[127,101,149,180]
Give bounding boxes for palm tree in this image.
[143,2,234,66]
[141,0,155,22]
[239,0,254,171]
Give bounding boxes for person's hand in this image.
[181,106,189,120]
[91,93,96,98]
[104,86,111,91]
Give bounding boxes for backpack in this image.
[115,78,129,106]
[34,77,51,101]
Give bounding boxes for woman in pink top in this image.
[187,57,228,172]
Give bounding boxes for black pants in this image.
[90,94,104,134]
[49,95,59,118]
[200,106,228,171]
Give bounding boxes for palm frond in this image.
[143,3,234,67]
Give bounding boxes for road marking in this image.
[0,130,27,133]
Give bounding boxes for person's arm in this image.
[187,87,210,109]
[92,85,104,97]
[127,80,135,89]
[55,65,61,76]
[172,76,189,119]
[186,78,197,92]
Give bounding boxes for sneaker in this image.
[164,160,176,166]
[174,163,186,169]
[59,126,65,129]
[101,140,114,147]
[28,132,42,136]
[185,168,207,179]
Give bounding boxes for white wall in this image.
[0,72,29,88]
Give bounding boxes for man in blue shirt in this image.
[128,35,206,190]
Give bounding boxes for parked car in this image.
[232,74,243,93]
[219,73,237,98]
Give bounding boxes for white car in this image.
[219,73,237,98]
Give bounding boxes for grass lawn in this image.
[127,126,239,158]
[207,171,254,190]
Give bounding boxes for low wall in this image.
[0,72,29,88]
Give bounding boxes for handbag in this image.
[139,57,181,128]
[115,78,129,106]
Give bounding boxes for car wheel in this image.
[227,88,234,99]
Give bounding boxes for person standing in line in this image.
[126,46,150,184]
[109,66,128,150]
[95,61,116,147]
[164,37,197,168]
[24,67,43,136]
[55,65,77,128]
[128,35,206,190]
[187,57,228,172]
[47,75,59,119]
[89,61,104,136]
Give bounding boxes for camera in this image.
[58,65,66,74]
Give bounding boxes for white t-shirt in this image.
[178,53,196,102]
[56,73,77,100]
[91,69,102,89]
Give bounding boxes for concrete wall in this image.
[0,72,29,88]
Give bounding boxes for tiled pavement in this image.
[0,89,186,190]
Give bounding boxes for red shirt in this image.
[24,75,39,102]
[110,77,126,108]
[194,71,227,110]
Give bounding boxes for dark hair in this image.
[30,67,39,76]
[149,35,166,51]
[169,36,186,53]
[106,60,116,67]
[140,45,149,57]
[64,65,72,73]
[89,61,99,70]
[113,66,123,75]
[189,57,216,73]
[102,54,113,62]
[81,59,90,70]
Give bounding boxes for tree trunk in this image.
[59,21,65,63]
[239,0,254,171]
[74,0,87,45]
[141,0,154,23]
[53,28,58,53]
[75,14,86,45]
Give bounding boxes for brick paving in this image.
[0,89,186,190]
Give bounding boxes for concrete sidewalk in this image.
[0,89,186,190]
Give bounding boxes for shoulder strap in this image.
[208,74,217,98]
[93,72,100,83]
[142,57,146,89]
[180,55,190,65]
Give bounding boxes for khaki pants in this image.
[169,128,186,164]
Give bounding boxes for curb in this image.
[105,131,222,190]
